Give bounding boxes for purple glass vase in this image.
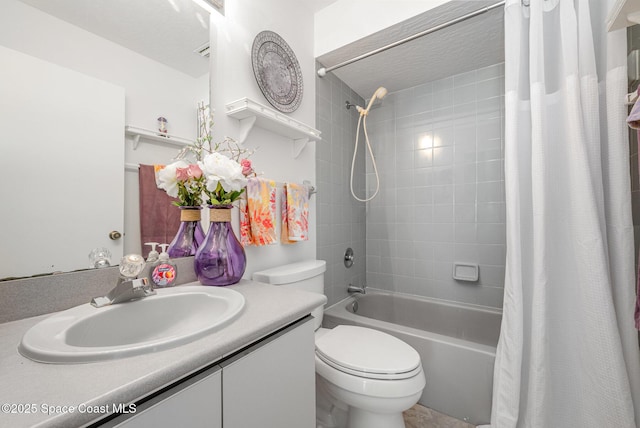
[167,206,205,258]
[194,206,246,286]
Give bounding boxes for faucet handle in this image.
[119,254,146,279]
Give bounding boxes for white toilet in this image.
[253,260,426,428]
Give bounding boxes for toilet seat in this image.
[315,325,422,380]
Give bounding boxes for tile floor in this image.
[403,404,475,428]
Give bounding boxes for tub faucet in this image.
[347,283,366,294]
[91,254,156,308]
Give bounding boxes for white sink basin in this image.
[19,285,245,364]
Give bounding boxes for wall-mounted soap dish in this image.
[452,263,479,282]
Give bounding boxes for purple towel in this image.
[139,164,180,258]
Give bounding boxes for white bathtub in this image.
[322,290,502,425]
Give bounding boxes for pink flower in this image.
[176,167,190,182]
[176,164,202,181]
[187,164,202,179]
[240,159,253,176]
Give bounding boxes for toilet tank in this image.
[253,260,326,329]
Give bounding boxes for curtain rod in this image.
[317,0,506,77]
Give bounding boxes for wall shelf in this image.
[225,98,321,158]
[125,126,195,150]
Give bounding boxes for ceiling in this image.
[17,0,503,95]
[316,0,505,98]
[302,0,340,13]
[18,0,211,77]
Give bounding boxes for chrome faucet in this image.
[91,277,155,308]
[347,283,366,294]
[91,254,156,308]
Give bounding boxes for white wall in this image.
[208,0,317,277]
[314,0,450,57]
[0,0,208,261]
[0,0,206,138]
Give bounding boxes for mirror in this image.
[0,0,211,280]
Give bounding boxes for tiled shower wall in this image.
[364,63,506,309]
[315,64,367,307]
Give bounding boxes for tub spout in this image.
[347,284,366,294]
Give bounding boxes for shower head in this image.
[364,86,388,113]
[374,86,388,99]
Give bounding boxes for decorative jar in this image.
[194,206,246,286]
[168,206,205,258]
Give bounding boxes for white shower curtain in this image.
[485,0,640,427]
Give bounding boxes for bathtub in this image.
[322,290,502,425]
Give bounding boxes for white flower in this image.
[156,160,189,197]
[199,152,247,193]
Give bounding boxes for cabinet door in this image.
[222,318,315,428]
[108,367,222,428]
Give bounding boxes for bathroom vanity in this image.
[106,317,314,428]
[0,280,325,428]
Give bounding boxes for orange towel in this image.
[281,183,309,244]
[240,178,277,246]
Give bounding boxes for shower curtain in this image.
[485,0,640,427]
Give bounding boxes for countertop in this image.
[0,280,326,428]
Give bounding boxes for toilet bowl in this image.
[253,261,426,428]
[315,325,425,428]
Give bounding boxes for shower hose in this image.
[350,108,380,202]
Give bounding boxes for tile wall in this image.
[364,63,506,308]
[315,63,367,307]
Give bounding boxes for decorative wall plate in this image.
[251,31,303,113]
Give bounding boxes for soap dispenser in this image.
[141,242,160,282]
[145,242,160,263]
[151,244,177,288]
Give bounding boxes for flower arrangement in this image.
[157,102,256,207]
[156,161,204,206]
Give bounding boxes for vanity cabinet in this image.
[104,317,314,428]
[222,316,315,428]
[110,369,222,428]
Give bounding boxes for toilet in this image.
[253,260,426,428]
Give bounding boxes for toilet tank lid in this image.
[252,260,326,285]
